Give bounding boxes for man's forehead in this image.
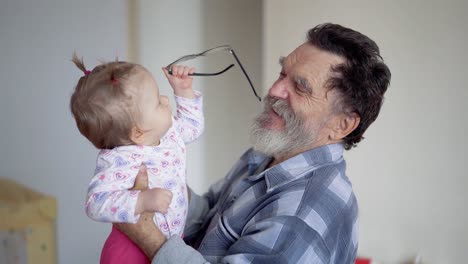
[283,43,344,69]
[281,44,344,85]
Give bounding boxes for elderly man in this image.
[117,23,391,264]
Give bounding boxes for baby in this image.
[70,54,204,264]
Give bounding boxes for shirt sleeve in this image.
[152,216,329,264]
[85,151,141,224]
[221,216,330,263]
[152,236,208,264]
[183,188,210,238]
[183,154,252,240]
[173,91,204,144]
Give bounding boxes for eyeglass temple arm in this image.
[229,49,262,102]
[167,64,234,76]
[191,64,235,76]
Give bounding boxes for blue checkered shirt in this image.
[153,143,358,264]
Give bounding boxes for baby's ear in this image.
[129,126,145,145]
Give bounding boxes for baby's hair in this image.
[70,53,144,149]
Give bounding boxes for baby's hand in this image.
[137,188,173,214]
[162,65,196,99]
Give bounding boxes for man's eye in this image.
[294,84,308,95]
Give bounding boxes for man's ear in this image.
[329,112,360,141]
[129,126,145,145]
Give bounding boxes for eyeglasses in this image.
[165,45,262,102]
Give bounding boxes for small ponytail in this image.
[72,52,90,75]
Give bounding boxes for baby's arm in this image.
[86,176,172,223]
[86,152,172,223]
[85,182,141,223]
[162,65,204,143]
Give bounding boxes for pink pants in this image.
[100,225,150,264]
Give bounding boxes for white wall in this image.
[0,0,128,263]
[264,0,468,263]
[137,0,263,193]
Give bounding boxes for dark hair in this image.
[307,23,391,150]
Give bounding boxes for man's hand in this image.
[135,188,173,215]
[115,165,167,259]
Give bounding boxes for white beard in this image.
[249,96,316,157]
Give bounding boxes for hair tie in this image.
[84,70,91,75]
[110,72,118,85]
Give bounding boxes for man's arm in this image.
[184,170,237,240]
[115,165,216,263]
[151,215,329,264]
[114,165,167,258]
[183,188,210,239]
[119,152,256,262]
[118,212,167,259]
[117,199,208,264]
[118,169,329,264]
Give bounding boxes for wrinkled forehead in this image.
[282,43,345,84]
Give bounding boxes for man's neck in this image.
[267,141,338,168]
[268,150,301,168]
[267,159,281,168]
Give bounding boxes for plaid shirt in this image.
[153,143,358,264]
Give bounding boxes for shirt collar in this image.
[246,143,345,192]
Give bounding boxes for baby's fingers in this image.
[188,67,195,75]
[167,65,195,78]
[162,67,171,78]
[162,66,182,77]
[182,66,195,77]
[169,65,180,76]
[182,66,196,77]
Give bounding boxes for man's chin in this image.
[259,124,284,133]
[257,118,286,132]
[250,128,285,156]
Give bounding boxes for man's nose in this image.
[268,80,289,99]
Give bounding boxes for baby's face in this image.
[131,69,172,145]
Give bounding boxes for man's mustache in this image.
[264,96,294,121]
